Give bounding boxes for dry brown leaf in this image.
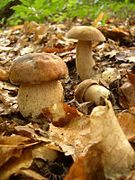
[0,135,29,167]
[43,103,80,127]
[49,114,92,159]
[42,45,75,53]
[65,143,105,180]
[12,169,47,180]
[127,71,135,89]
[32,144,58,162]
[99,26,132,43]
[101,68,121,84]
[90,99,135,179]
[119,82,135,108]
[0,148,33,180]
[0,68,9,81]
[125,170,135,180]
[50,100,135,179]
[117,107,135,139]
[0,135,39,168]
[9,25,23,31]
[0,134,30,146]
[15,125,39,139]
[23,21,48,43]
[14,123,51,143]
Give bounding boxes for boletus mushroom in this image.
[9,53,68,118]
[67,26,105,80]
[74,79,110,105]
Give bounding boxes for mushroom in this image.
[67,26,105,80]
[9,53,68,118]
[74,79,110,105]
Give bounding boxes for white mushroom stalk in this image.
[76,41,95,80]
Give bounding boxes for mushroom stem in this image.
[18,81,64,118]
[76,41,95,80]
[84,84,110,105]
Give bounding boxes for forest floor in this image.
[0,17,135,179]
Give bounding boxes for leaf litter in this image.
[0,17,135,179]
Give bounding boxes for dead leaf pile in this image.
[47,101,135,179]
[0,122,74,179]
[0,17,135,179]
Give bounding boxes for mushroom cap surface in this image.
[67,26,105,41]
[9,53,68,85]
[74,79,98,103]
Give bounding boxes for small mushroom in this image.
[67,26,105,80]
[9,53,68,118]
[74,79,110,105]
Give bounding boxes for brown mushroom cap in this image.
[67,26,105,41]
[9,53,68,85]
[74,79,98,103]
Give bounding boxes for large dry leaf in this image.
[45,103,93,158]
[49,114,92,159]
[0,68,8,80]
[12,169,47,180]
[90,100,135,179]
[32,144,58,162]
[65,143,105,180]
[99,26,133,43]
[0,135,30,167]
[0,148,33,180]
[14,123,51,143]
[127,71,135,89]
[119,82,135,108]
[117,107,135,139]
[50,100,135,179]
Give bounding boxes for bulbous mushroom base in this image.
[18,80,64,118]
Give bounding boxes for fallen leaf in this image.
[43,103,80,127]
[23,21,48,43]
[32,144,58,162]
[127,70,135,89]
[99,26,133,44]
[14,123,51,143]
[65,143,105,180]
[117,107,135,139]
[12,169,47,180]
[49,113,92,158]
[0,135,29,167]
[0,148,33,180]
[125,170,135,180]
[0,134,39,168]
[49,99,135,179]
[0,68,9,81]
[101,68,121,84]
[42,45,75,53]
[90,99,135,179]
[119,82,135,108]
[20,46,34,55]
